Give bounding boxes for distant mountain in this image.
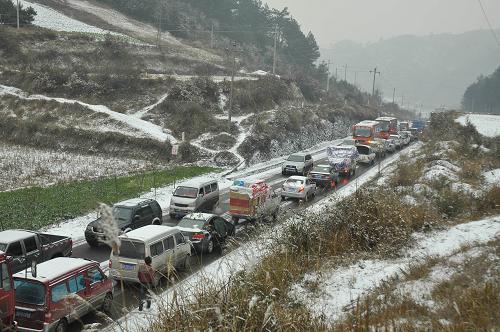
[321,30,500,110]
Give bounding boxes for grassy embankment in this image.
[0,166,216,230]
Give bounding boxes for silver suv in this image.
[282,153,314,176]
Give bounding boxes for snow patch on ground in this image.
[456,114,500,137]
[483,168,500,187]
[0,144,160,192]
[0,84,177,143]
[289,215,500,323]
[20,0,119,35]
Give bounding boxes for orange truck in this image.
[229,180,271,222]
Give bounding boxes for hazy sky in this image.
[265,0,500,47]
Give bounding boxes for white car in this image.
[356,145,376,165]
[281,176,316,201]
[386,139,397,152]
[389,134,403,149]
[399,131,411,145]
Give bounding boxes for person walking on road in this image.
[138,256,155,311]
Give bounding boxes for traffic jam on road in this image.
[0,116,424,331]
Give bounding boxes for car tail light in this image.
[192,233,205,240]
[298,186,304,193]
[109,260,112,269]
[69,239,73,248]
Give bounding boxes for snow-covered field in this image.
[0,144,160,192]
[456,113,500,137]
[20,0,118,35]
[289,215,500,323]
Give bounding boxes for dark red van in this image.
[13,258,113,332]
[0,251,16,332]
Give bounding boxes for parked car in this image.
[0,251,16,331]
[109,225,191,285]
[281,176,317,201]
[402,130,416,142]
[386,138,397,153]
[13,257,113,332]
[399,131,411,145]
[356,145,376,165]
[175,213,235,254]
[0,230,72,274]
[327,146,359,177]
[309,164,339,188]
[281,153,314,176]
[169,179,219,218]
[85,198,162,247]
[389,134,403,149]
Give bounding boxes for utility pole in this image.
[16,0,20,29]
[401,94,404,107]
[272,24,278,75]
[228,41,237,131]
[344,64,348,81]
[335,67,338,80]
[210,24,214,48]
[156,8,162,48]
[326,60,332,92]
[369,67,380,96]
[392,88,396,104]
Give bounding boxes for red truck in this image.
[0,251,16,332]
[352,120,382,144]
[375,116,398,139]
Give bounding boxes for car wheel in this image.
[152,218,161,225]
[102,293,113,314]
[55,319,68,332]
[281,195,286,201]
[206,239,214,254]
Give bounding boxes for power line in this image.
[477,0,500,48]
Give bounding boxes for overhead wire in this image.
[476,0,500,49]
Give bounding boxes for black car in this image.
[308,164,339,188]
[85,198,162,247]
[174,213,235,254]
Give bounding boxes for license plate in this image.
[15,310,31,319]
[121,263,135,271]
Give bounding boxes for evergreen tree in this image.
[463,67,500,114]
[0,0,36,26]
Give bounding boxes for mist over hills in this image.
[321,29,500,110]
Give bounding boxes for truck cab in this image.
[375,117,398,139]
[0,251,15,332]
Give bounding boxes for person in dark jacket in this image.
[138,256,155,311]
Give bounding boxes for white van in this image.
[109,225,191,286]
[169,179,219,218]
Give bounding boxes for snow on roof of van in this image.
[177,179,217,188]
[119,225,177,242]
[376,117,397,121]
[13,257,94,282]
[0,230,34,243]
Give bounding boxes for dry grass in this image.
[335,239,500,331]
[150,187,439,331]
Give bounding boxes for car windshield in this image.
[113,207,133,222]
[354,127,372,137]
[177,218,206,230]
[312,166,331,173]
[0,243,7,251]
[173,186,198,198]
[379,121,389,131]
[118,240,145,259]
[14,280,46,306]
[287,155,304,162]
[356,146,370,155]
